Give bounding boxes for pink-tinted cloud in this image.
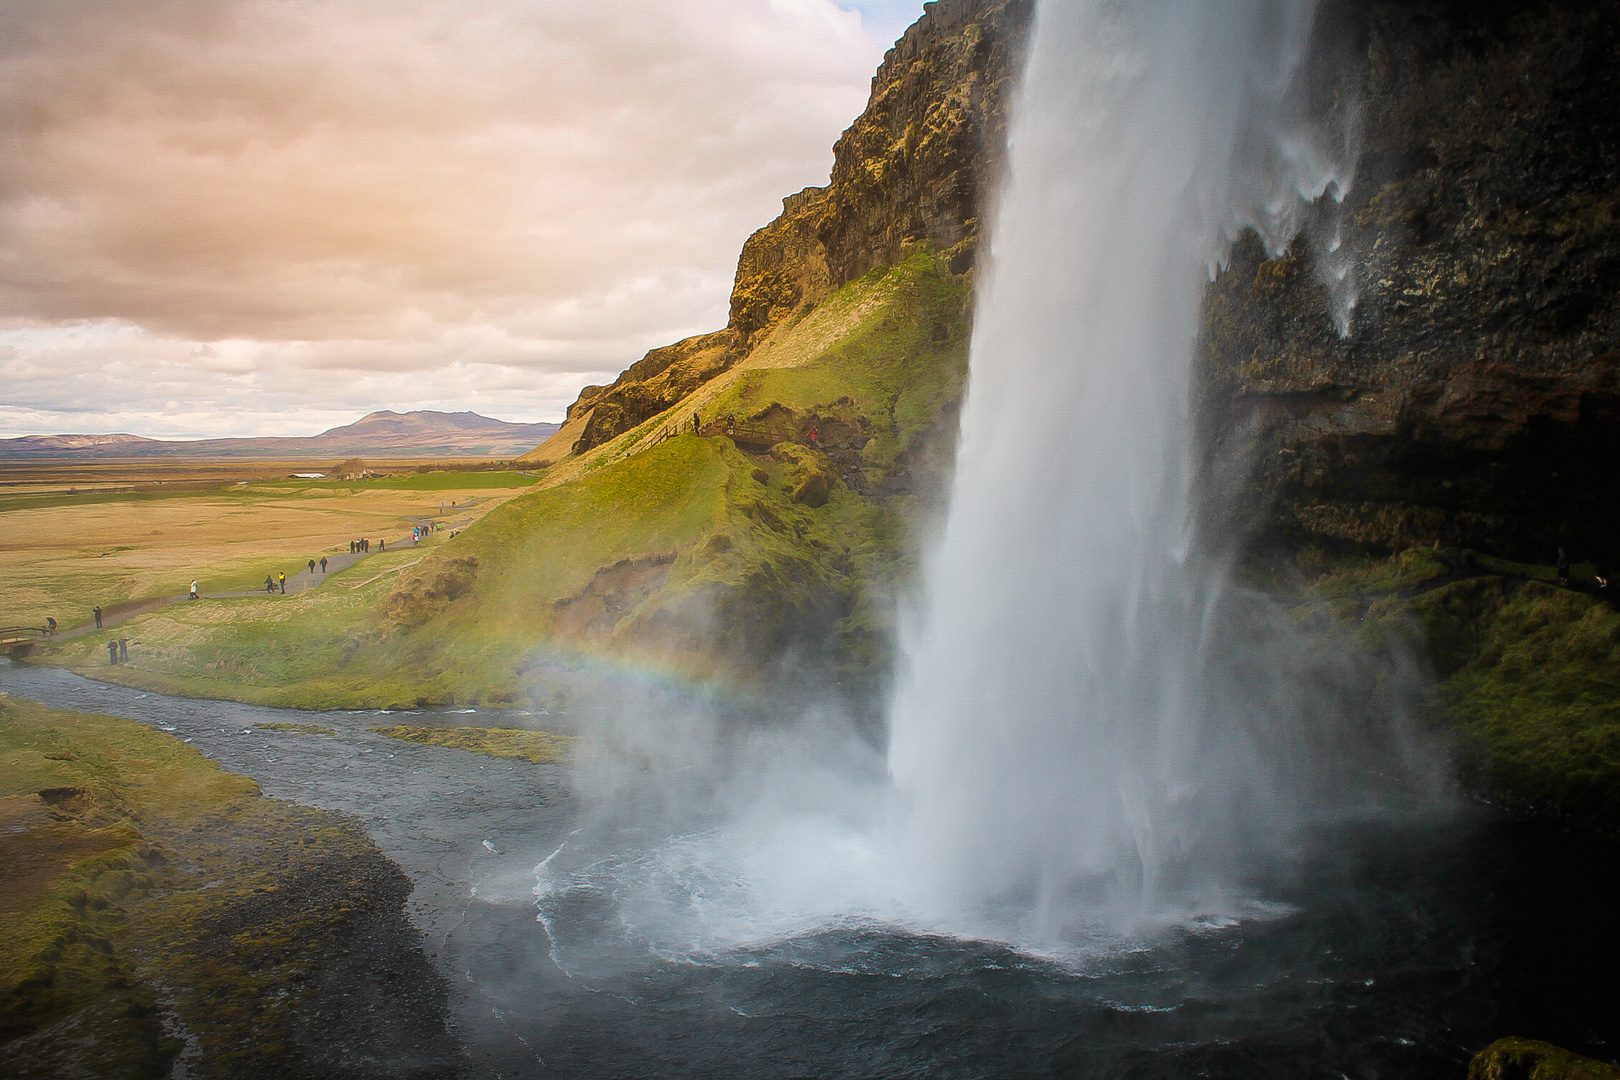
[0,0,896,436]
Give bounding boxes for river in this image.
[2,659,1615,1078]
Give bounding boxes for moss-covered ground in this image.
[371,725,574,764]
[0,694,453,1078]
[1468,1037,1620,1080]
[1272,547,1620,836]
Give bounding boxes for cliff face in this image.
[528,0,1032,462]
[1198,0,1620,566]
[1197,0,1620,838]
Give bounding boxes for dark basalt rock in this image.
[1196,0,1620,569]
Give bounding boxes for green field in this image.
[0,467,535,631]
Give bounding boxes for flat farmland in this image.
[0,461,539,629]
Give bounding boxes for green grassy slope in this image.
[40,253,971,712]
[1268,548,1620,836]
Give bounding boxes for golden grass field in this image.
[0,461,540,629]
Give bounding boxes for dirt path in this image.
[45,520,475,640]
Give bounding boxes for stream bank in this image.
[0,659,575,1078]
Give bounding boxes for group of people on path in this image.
[263,536,395,596]
[1556,545,1612,600]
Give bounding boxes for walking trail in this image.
[48,518,475,641]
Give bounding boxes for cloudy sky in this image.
[0,0,924,438]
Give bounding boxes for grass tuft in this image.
[370,725,575,764]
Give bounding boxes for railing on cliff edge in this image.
[644,418,795,453]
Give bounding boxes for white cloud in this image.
[0,0,904,437]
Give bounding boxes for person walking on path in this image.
[93,606,103,629]
[189,580,199,600]
[693,411,702,435]
[265,575,275,594]
[107,639,118,665]
[319,556,328,573]
[308,559,316,574]
[277,572,287,594]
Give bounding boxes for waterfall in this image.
[886,0,1356,940]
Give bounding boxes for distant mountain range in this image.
[0,411,561,460]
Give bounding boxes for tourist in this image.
[189,580,199,599]
[118,638,128,663]
[93,605,103,629]
[264,575,275,594]
[308,559,316,574]
[693,411,701,435]
[107,639,118,665]
[278,572,286,594]
[320,556,328,573]
[379,539,384,552]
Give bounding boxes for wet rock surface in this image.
[1197,0,1620,564]
[1470,1037,1620,1080]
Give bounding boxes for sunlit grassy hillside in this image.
[42,253,971,712]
